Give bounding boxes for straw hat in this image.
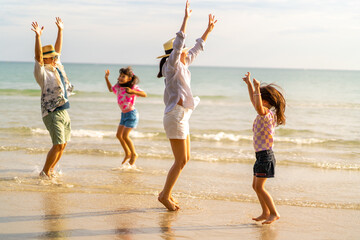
[42,45,60,58]
[157,38,190,59]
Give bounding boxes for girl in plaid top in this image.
[243,72,286,224]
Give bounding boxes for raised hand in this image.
[31,22,44,36]
[105,69,110,78]
[207,14,217,32]
[253,78,261,89]
[55,17,64,30]
[125,87,133,94]
[185,0,192,18]
[242,72,251,84]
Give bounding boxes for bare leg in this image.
[252,176,270,221]
[158,137,189,211]
[122,127,138,165]
[253,177,280,224]
[116,125,131,164]
[49,142,67,174]
[41,143,66,177]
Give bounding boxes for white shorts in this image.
[163,104,193,139]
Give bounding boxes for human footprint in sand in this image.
[242,72,286,224]
[104,67,147,165]
[156,0,217,211]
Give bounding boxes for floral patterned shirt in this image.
[33,58,73,117]
[112,84,142,113]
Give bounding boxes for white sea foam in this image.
[193,132,252,142]
[30,128,159,139]
[192,131,329,145]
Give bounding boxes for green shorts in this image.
[42,109,71,145]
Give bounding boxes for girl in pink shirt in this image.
[104,66,147,165]
[243,72,286,225]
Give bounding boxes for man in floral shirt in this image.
[32,17,73,178]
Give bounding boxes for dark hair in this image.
[260,83,286,126]
[118,66,139,88]
[157,57,169,78]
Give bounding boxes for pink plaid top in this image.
[253,108,276,152]
[112,84,142,113]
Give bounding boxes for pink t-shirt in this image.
[112,84,142,113]
[253,108,276,152]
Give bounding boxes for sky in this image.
[0,0,359,70]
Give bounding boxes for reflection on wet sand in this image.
[40,192,69,239]
[159,211,178,240]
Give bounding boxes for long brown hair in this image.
[260,83,286,126]
[118,66,139,88]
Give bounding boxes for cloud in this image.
[0,0,359,70]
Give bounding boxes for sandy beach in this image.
[1,63,360,239]
[0,191,359,240]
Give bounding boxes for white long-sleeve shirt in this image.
[163,31,205,114]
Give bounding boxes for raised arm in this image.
[167,0,192,67]
[201,14,217,42]
[186,13,217,65]
[104,70,113,92]
[252,77,266,115]
[180,0,192,34]
[54,17,64,54]
[243,72,256,109]
[125,88,147,98]
[31,22,44,64]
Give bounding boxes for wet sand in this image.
[0,191,359,240]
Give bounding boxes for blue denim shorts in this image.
[253,149,276,178]
[120,109,139,128]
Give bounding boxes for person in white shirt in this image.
[156,0,217,211]
[31,18,73,178]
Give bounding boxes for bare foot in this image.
[252,213,270,222]
[121,154,131,164]
[39,171,51,179]
[171,196,179,204]
[158,193,180,211]
[262,214,280,224]
[159,191,179,204]
[129,153,138,165]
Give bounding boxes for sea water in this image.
[0,61,359,210]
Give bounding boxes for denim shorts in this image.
[253,149,276,178]
[120,109,139,128]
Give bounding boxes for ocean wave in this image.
[0,127,159,139]
[5,127,341,145]
[1,145,359,171]
[192,131,339,145]
[0,89,40,96]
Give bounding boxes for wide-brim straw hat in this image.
[42,45,60,58]
[157,38,190,59]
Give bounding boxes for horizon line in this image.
[0,60,359,72]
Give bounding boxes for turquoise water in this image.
[0,61,359,210]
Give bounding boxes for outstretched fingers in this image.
[242,72,251,83]
[31,22,44,35]
[55,17,64,30]
[185,0,192,17]
[207,14,218,31]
